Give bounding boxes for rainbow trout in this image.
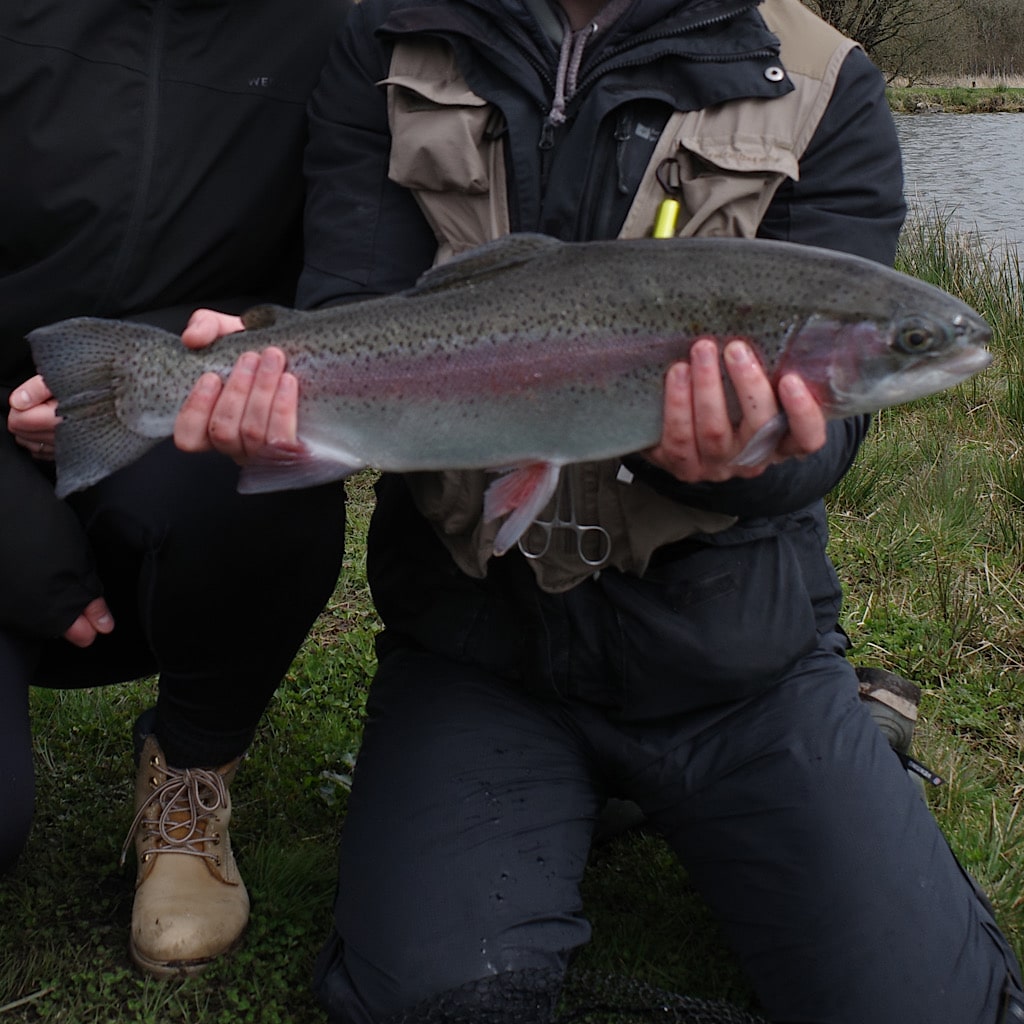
[29,233,991,554]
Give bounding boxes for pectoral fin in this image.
[732,412,790,469]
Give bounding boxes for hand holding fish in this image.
[7,374,60,461]
[646,337,827,482]
[175,308,302,465]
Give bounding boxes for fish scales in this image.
[28,233,992,553]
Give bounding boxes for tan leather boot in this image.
[121,734,250,978]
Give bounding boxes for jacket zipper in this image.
[97,0,168,310]
[535,1,772,150]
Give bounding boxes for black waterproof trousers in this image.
[0,439,346,874]
[314,637,1023,1024]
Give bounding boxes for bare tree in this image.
[802,0,967,79]
[967,0,1024,77]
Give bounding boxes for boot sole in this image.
[129,927,246,980]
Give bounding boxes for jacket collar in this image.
[376,0,778,111]
[489,0,762,44]
[378,0,767,63]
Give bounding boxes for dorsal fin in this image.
[241,304,306,331]
[410,233,563,295]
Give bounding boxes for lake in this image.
[894,112,1024,248]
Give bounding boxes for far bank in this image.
[887,85,1024,114]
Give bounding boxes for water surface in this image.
[894,112,1024,248]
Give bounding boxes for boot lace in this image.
[120,759,229,869]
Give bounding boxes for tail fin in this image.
[28,317,173,498]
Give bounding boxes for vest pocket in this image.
[384,77,496,195]
[620,107,797,240]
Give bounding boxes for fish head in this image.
[778,303,993,417]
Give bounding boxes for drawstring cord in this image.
[546,20,598,129]
[540,0,633,144]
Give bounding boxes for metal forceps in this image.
[517,473,612,568]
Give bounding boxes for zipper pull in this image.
[614,111,633,196]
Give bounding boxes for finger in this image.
[722,340,777,432]
[237,348,289,458]
[174,372,225,452]
[8,398,61,438]
[266,371,300,448]
[63,598,114,648]
[63,614,98,648]
[776,374,827,457]
[201,351,262,460]
[646,361,699,479]
[11,427,50,449]
[27,439,55,462]
[10,413,57,450]
[689,338,733,463]
[12,435,56,460]
[8,374,53,410]
[181,308,245,351]
[84,597,115,635]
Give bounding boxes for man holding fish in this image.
[62,0,1024,1019]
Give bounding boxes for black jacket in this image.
[0,0,345,636]
[298,0,906,712]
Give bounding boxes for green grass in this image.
[828,217,1024,943]
[3,221,1024,1020]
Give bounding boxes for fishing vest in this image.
[383,0,858,592]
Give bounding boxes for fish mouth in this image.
[863,344,994,411]
[910,340,994,388]
[941,344,994,377]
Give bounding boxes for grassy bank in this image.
[2,219,1024,1021]
[828,219,1024,942]
[887,83,1024,113]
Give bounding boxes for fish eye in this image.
[895,317,938,354]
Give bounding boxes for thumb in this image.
[181,309,245,350]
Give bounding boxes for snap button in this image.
[764,66,785,82]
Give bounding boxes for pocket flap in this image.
[674,116,799,180]
[380,74,488,110]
